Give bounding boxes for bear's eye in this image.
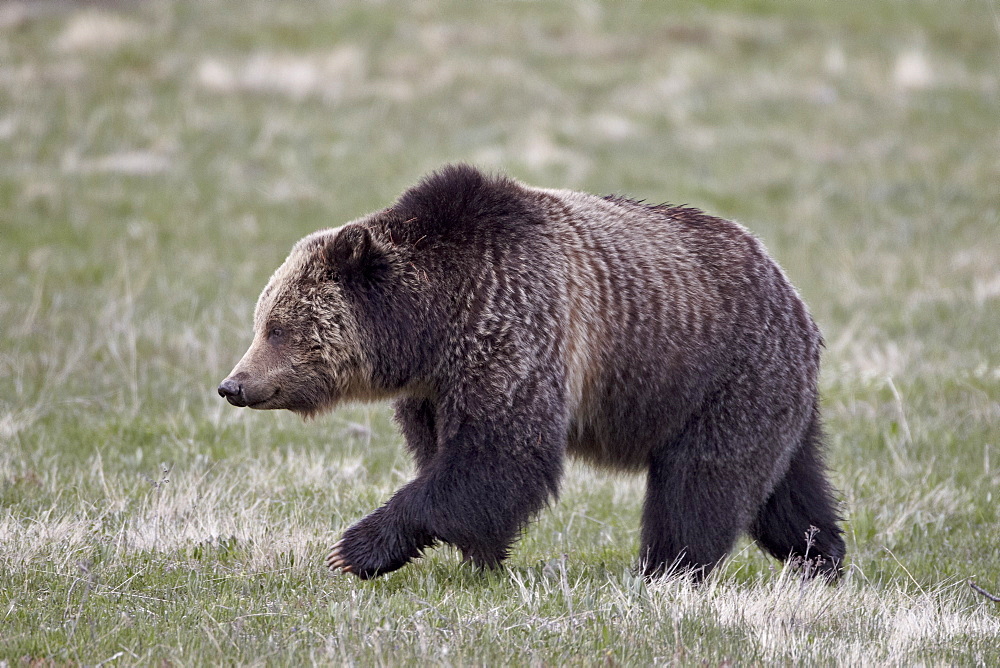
[268,326,285,341]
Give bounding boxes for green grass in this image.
[2,0,999,664]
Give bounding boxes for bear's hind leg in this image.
[749,413,845,580]
[640,447,752,581]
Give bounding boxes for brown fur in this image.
[219,165,845,580]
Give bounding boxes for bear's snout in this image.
[217,377,247,407]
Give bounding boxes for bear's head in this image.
[218,220,424,417]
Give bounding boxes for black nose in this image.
[218,378,247,407]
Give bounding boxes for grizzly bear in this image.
[218,164,845,580]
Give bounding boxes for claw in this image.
[327,541,350,573]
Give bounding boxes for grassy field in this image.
[2,0,999,664]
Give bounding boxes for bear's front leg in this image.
[326,399,439,578]
[328,395,566,578]
[326,502,435,579]
[393,397,438,473]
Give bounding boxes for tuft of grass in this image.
[2,0,999,663]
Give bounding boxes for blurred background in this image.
[3,1,998,380]
[0,0,998,662]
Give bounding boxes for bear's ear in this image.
[325,225,388,282]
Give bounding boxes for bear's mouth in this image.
[247,389,280,409]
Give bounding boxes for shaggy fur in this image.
[219,164,845,580]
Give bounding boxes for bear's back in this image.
[387,166,820,470]
[525,186,819,469]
